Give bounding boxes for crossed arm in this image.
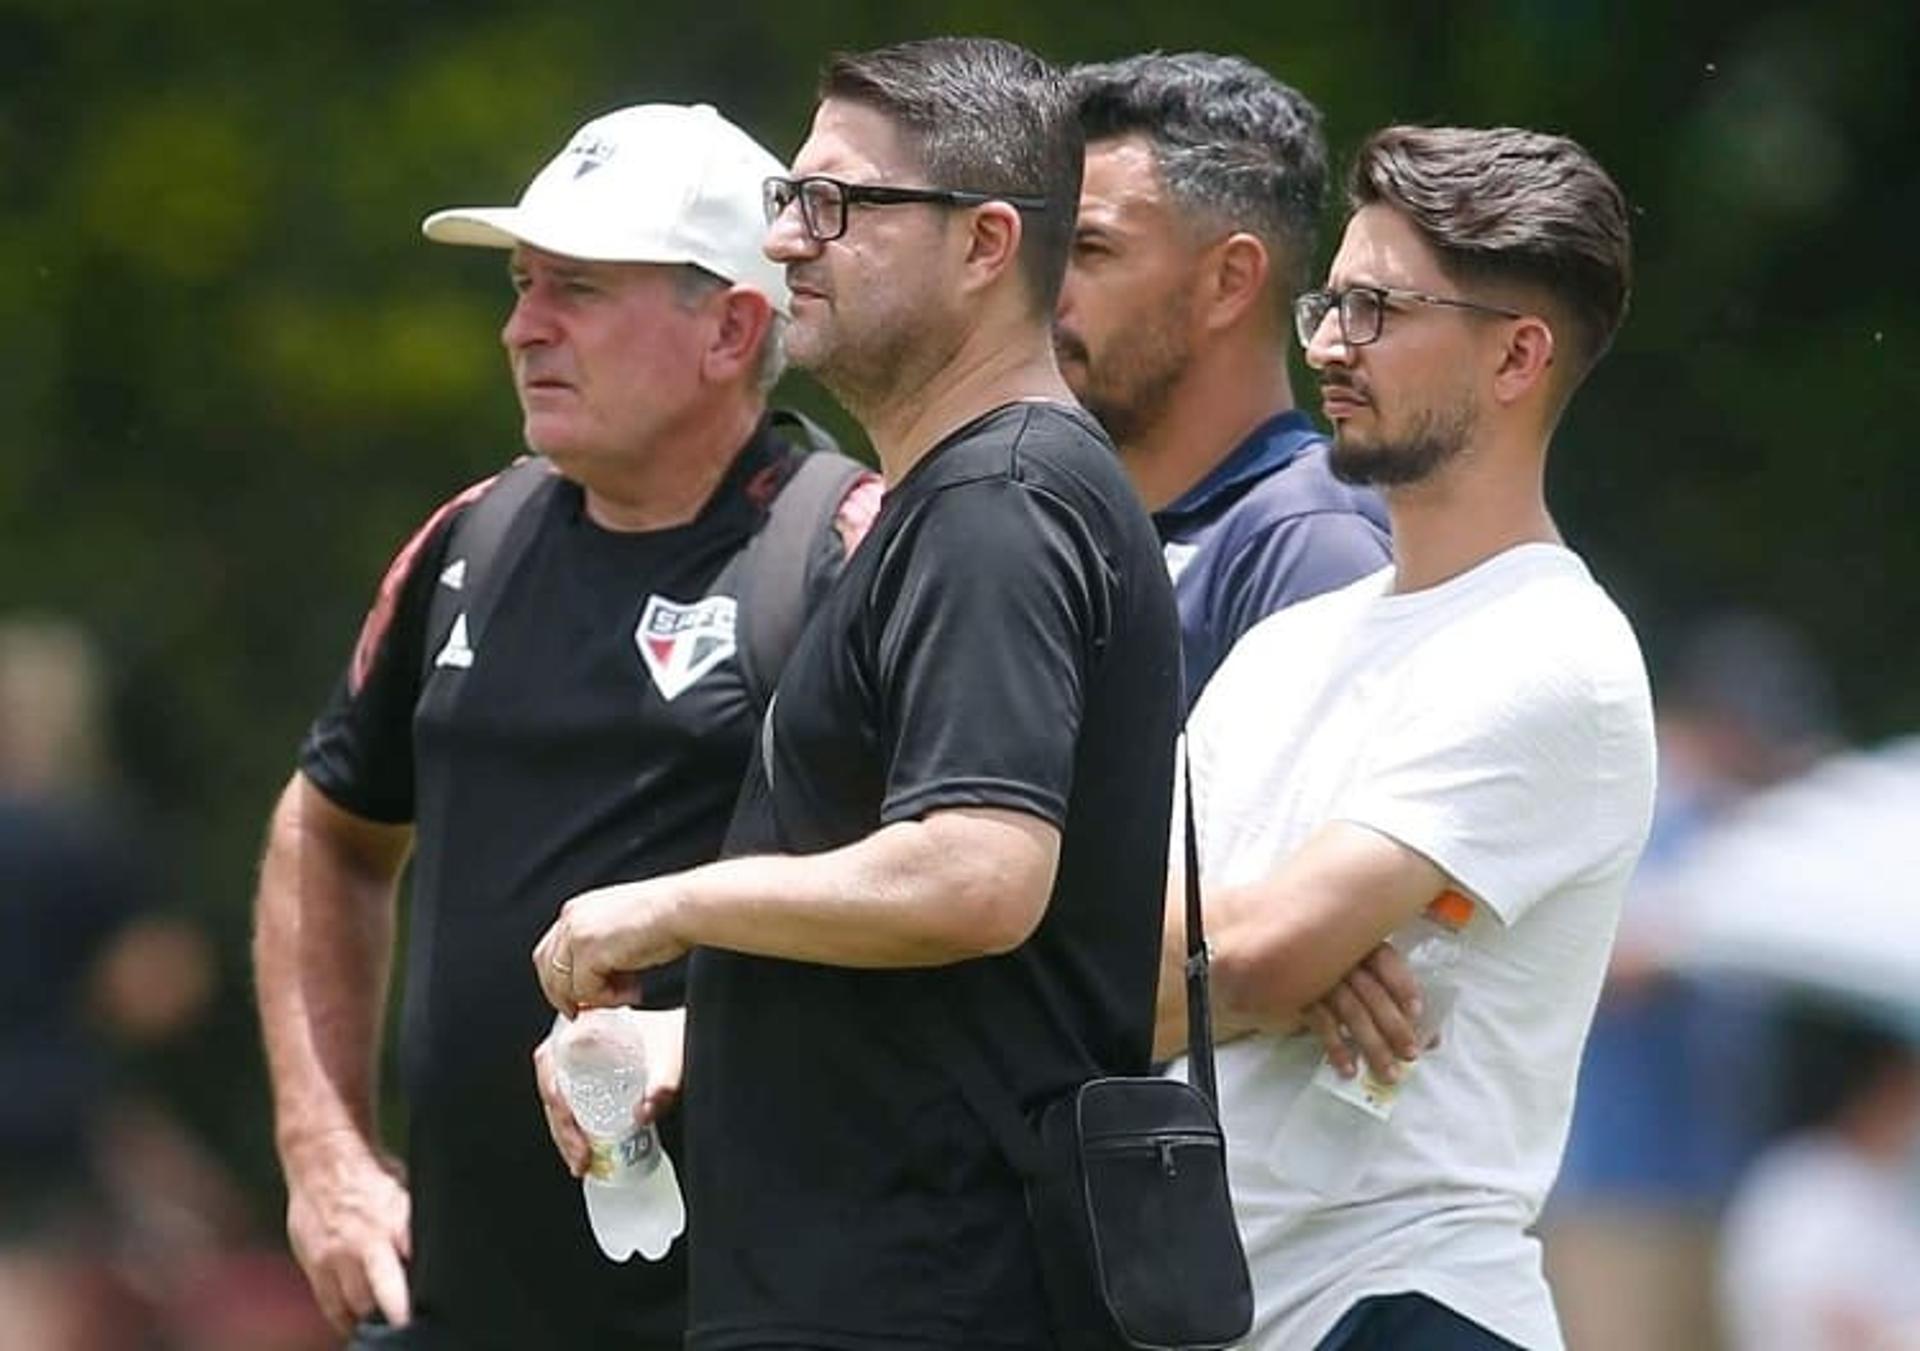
[1155,820,1452,1076]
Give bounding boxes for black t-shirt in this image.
[688,402,1181,1350]
[299,423,848,1349]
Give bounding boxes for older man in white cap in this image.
[252,103,875,1350]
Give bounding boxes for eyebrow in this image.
[508,259,599,284]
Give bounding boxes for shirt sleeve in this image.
[869,477,1107,827]
[1332,624,1655,927]
[1212,510,1390,661]
[297,495,469,824]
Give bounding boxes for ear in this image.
[702,287,775,386]
[1198,232,1271,334]
[957,200,1023,296]
[1490,315,1556,407]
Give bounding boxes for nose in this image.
[1302,306,1350,372]
[763,203,819,264]
[501,287,555,353]
[1054,268,1080,326]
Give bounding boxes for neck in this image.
[1381,431,1559,593]
[1120,340,1297,512]
[571,397,763,532]
[858,316,1071,484]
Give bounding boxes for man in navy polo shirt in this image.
[1059,53,1389,705]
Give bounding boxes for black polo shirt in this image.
[687,401,1181,1350]
[300,423,844,1349]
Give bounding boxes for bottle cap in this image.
[1426,888,1475,929]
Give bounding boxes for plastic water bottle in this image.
[550,1007,686,1262]
[1270,889,1474,1196]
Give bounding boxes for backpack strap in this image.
[730,414,868,715]
[422,455,559,683]
[425,424,863,712]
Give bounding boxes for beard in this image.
[1056,295,1192,451]
[786,286,953,419]
[1328,390,1477,487]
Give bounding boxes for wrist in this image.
[657,869,706,952]
[278,1120,376,1171]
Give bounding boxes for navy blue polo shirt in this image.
[1155,410,1391,709]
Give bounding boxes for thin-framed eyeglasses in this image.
[1293,284,1524,349]
[763,174,1050,243]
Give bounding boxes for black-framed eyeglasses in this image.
[1293,284,1524,349]
[763,174,1050,243]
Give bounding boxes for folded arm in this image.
[1154,821,1448,1067]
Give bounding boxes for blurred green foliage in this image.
[2,0,1912,1199]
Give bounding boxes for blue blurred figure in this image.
[1545,611,1840,1351]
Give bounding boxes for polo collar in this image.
[1155,410,1323,525]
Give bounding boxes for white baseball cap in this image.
[422,103,790,315]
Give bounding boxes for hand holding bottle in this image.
[546,1007,687,1262]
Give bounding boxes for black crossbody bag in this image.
[943,755,1254,1350]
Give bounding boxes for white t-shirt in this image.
[1718,1135,1920,1351]
[1182,544,1655,1350]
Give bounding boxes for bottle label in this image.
[587,1127,660,1182]
[1310,1055,1404,1123]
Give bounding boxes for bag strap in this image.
[930,740,1221,1178]
[423,455,558,681]
[731,412,866,715]
[1182,740,1221,1108]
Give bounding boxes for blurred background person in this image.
[1717,1000,1920,1351]
[0,615,328,1351]
[1545,609,1841,1351]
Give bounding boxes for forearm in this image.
[679,808,1056,966]
[252,775,410,1160]
[1206,822,1448,1027]
[1151,880,1296,1061]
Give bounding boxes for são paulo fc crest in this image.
[635,594,737,701]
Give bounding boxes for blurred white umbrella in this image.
[1657,737,1920,1022]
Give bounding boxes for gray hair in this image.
[1071,51,1327,293]
[671,264,786,394]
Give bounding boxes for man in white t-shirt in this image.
[1168,125,1657,1350]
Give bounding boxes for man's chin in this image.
[1329,436,1390,487]
[780,323,828,375]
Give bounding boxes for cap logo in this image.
[566,133,618,180]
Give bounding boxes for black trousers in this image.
[1316,1293,1524,1350]
[348,1316,681,1351]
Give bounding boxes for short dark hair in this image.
[1071,51,1326,292]
[821,37,1081,313]
[1349,125,1632,382]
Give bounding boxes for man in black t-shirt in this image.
[252,104,877,1350]
[535,40,1181,1350]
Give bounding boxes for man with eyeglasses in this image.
[254,104,876,1350]
[1168,126,1657,1349]
[1058,53,1389,712]
[532,38,1180,1351]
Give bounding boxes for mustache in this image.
[1052,327,1088,365]
[786,267,831,296]
[1319,373,1368,401]
[516,358,568,385]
